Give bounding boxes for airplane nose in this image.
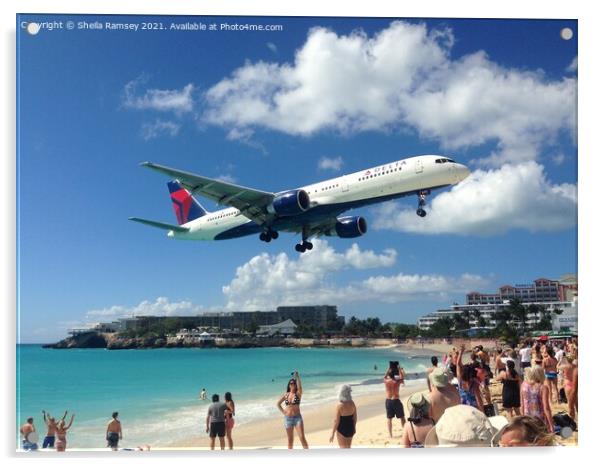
[457,164,470,181]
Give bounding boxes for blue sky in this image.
[17,14,577,343]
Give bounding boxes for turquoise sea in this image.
[16,345,430,448]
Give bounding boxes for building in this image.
[552,300,578,333]
[276,305,344,330]
[257,319,298,336]
[417,274,577,332]
[80,305,343,337]
[466,276,577,306]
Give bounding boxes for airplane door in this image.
[341,177,349,192]
[415,158,423,174]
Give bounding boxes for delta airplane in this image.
[130,155,470,253]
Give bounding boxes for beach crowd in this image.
[19,337,578,451]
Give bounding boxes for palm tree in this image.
[508,298,528,335]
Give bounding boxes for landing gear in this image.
[416,190,429,217]
[259,229,279,242]
[295,241,313,253]
[294,226,313,253]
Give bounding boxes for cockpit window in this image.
[435,158,457,164]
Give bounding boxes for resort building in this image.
[417,274,578,332]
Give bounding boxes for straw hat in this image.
[407,392,431,418]
[424,405,508,447]
[429,367,449,388]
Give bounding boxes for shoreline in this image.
[172,380,429,449]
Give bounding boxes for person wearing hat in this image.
[428,367,460,423]
[425,404,508,447]
[400,393,435,448]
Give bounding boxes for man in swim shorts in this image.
[384,365,405,437]
[20,417,38,451]
[106,412,122,450]
[206,394,228,450]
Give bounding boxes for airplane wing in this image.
[282,217,339,239]
[140,162,275,225]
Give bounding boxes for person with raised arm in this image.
[276,371,308,449]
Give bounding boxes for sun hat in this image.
[424,405,508,447]
[407,392,431,418]
[429,367,449,388]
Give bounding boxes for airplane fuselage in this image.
[167,155,469,241]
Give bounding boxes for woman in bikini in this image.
[329,385,357,448]
[55,413,75,452]
[521,366,553,432]
[400,393,434,448]
[456,344,484,412]
[560,356,578,419]
[542,345,559,404]
[224,392,235,450]
[276,371,309,449]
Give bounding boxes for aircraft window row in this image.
[211,211,236,221]
[320,184,339,192]
[357,167,401,181]
[435,158,457,164]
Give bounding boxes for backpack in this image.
[553,412,577,431]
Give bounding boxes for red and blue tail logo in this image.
[168,181,208,225]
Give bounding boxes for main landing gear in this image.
[294,226,313,253]
[416,190,430,217]
[259,229,279,242]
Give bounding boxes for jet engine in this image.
[266,189,310,216]
[327,216,368,238]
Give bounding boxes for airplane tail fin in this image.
[168,180,209,225]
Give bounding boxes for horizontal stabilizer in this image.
[129,217,189,232]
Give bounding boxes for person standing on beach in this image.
[42,410,65,449]
[542,345,559,404]
[199,388,207,400]
[206,394,228,450]
[520,367,554,433]
[383,363,406,437]
[456,345,484,412]
[106,412,122,451]
[329,385,357,448]
[20,417,38,451]
[428,367,460,422]
[277,371,309,449]
[224,392,235,450]
[55,413,75,452]
[426,356,438,392]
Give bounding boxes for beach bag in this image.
[553,412,577,431]
[483,403,496,417]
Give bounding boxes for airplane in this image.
[130,155,470,253]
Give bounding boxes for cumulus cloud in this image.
[86,297,205,320]
[318,156,344,171]
[124,76,194,114]
[372,162,577,236]
[140,119,181,140]
[202,21,575,167]
[222,239,485,309]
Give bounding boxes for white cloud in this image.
[373,162,577,236]
[318,156,344,171]
[86,297,205,320]
[140,120,181,140]
[567,56,577,73]
[202,21,575,167]
[222,239,484,309]
[216,174,237,184]
[124,77,194,114]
